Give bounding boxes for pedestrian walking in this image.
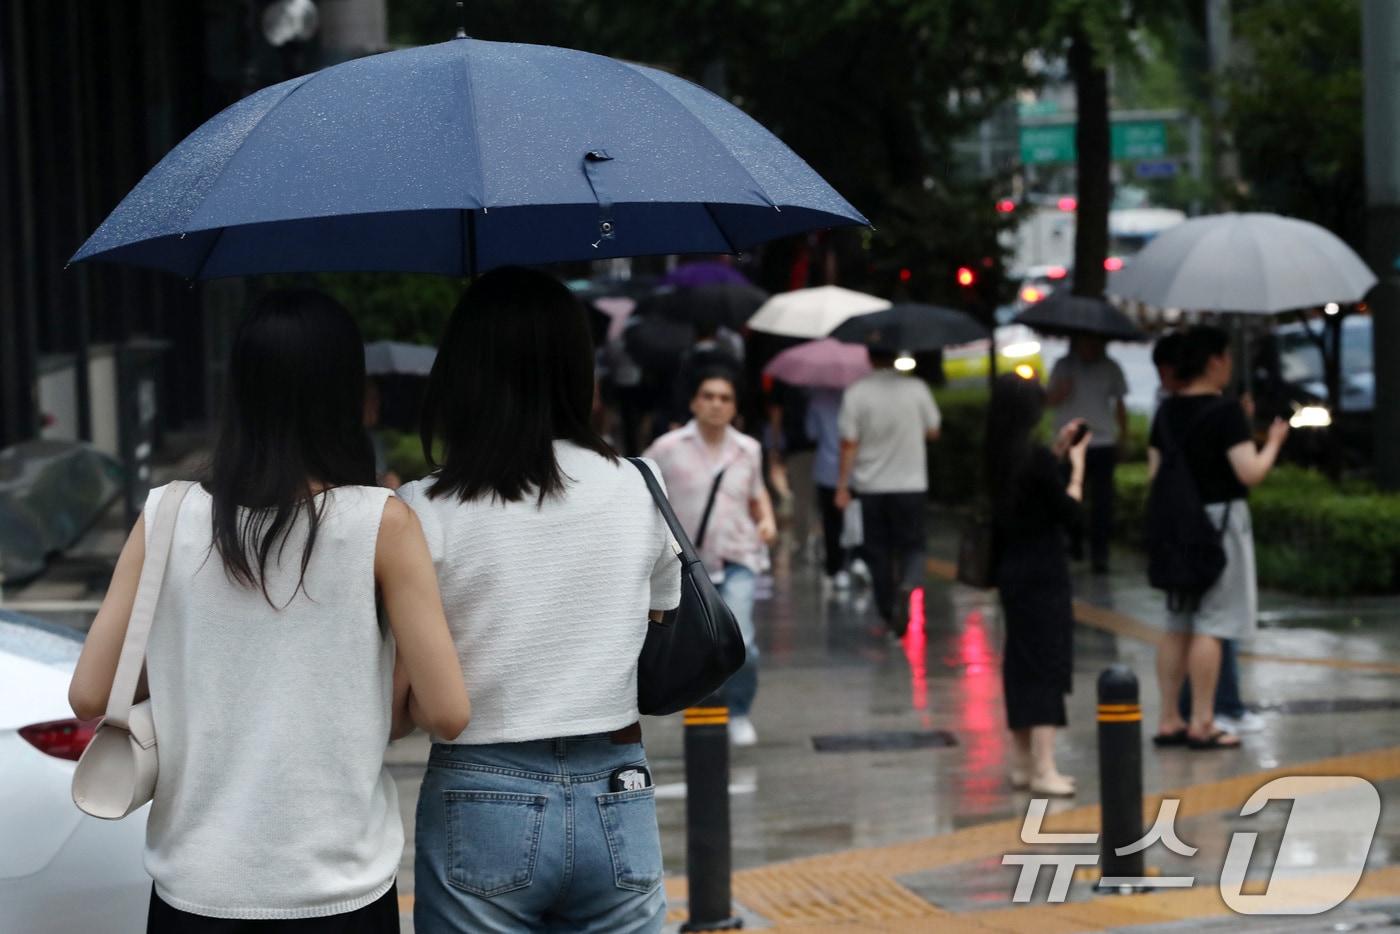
[806,386,851,589]
[1046,335,1128,573]
[399,268,682,933]
[646,368,778,748]
[986,374,1089,796]
[68,290,470,933]
[1149,325,1288,750]
[834,352,941,636]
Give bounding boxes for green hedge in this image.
[926,386,1151,504]
[1115,463,1400,596]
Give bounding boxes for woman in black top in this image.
[1148,326,1288,750]
[986,374,1090,796]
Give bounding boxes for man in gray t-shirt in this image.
[835,356,941,636]
[1047,335,1127,572]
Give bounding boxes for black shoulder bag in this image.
[628,459,747,716]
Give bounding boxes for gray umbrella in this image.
[1107,212,1376,313]
[364,341,437,377]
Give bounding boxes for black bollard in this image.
[1096,665,1145,884]
[680,694,743,931]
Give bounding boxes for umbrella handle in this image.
[583,150,616,248]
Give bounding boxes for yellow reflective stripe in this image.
[1097,703,1141,713]
[687,707,728,716]
[1097,713,1143,723]
[684,716,730,726]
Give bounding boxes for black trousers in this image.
[1066,447,1116,568]
[148,883,399,934]
[859,491,927,623]
[815,485,847,577]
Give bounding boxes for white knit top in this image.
[141,484,401,920]
[397,443,682,745]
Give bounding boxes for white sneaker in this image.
[1216,712,1265,735]
[833,570,852,591]
[729,715,758,747]
[849,558,872,585]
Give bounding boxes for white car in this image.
[0,610,150,933]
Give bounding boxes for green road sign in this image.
[1018,119,1168,165]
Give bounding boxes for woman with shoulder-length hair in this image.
[985,373,1090,797]
[69,290,470,934]
[399,267,681,933]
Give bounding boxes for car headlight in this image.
[1001,340,1041,359]
[1289,405,1332,429]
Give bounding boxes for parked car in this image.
[0,609,150,933]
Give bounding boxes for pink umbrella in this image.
[763,338,872,389]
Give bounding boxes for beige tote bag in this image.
[71,481,193,820]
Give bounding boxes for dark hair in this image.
[984,374,1046,518]
[422,266,615,504]
[207,289,375,606]
[1175,325,1231,383]
[1152,331,1186,370]
[868,348,898,368]
[690,363,741,402]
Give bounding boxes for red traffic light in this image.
[1057,196,1077,212]
[899,267,912,282]
[956,266,976,287]
[995,198,1016,214]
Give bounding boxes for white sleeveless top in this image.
[397,443,682,745]
[141,483,401,920]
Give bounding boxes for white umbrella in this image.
[1107,212,1376,314]
[746,285,890,338]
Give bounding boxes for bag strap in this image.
[694,468,727,550]
[627,458,701,570]
[104,480,194,727]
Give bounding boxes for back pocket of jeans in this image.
[596,787,663,893]
[444,790,547,898]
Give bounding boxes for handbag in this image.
[628,459,746,716]
[72,480,193,820]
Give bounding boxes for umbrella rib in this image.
[191,225,228,281]
[178,73,320,240]
[620,63,781,214]
[702,203,739,254]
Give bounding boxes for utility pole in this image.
[1205,0,1236,209]
[1362,0,1400,489]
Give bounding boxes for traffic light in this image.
[956,266,976,288]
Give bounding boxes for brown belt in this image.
[608,722,642,745]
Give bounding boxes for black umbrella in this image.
[637,283,769,330]
[1014,292,1146,341]
[622,315,695,371]
[829,303,988,353]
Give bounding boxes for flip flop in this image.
[1152,729,1189,747]
[1188,729,1241,750]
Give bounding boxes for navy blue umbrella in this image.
[71,38,868,279]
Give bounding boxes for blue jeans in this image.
[719,562,758,717]
[414,736,665,933]
[1177,637,1246,720]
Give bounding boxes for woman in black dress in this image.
[986,374,1089,796]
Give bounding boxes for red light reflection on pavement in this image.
[950,607,1009,811]
[903,587,928,715]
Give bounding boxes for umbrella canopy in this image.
[829,303,987,353]
[763,339,871,389]
[622,315,695,371]
[660,261,752,289]
[1013,292,1146,342]
[1107,212,1377,313]
[364,340,437,377]
[638,283,768,330]
[746,286,890,339]
[70,38,867,279]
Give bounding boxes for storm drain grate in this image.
[811,730,958,753]
[1255,697,1400,716]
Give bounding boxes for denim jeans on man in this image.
[719,561,758,717]
[415,735,664,933]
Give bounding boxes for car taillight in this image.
[18,718,98,761]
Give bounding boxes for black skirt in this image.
[147,882,399,934]
[996,533,1074,730]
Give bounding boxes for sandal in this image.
[1188,729,1241,750]
[1152,729,1189,747]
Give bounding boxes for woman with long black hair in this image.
[399,267,680,933]
[985,373,1090,796]
[69,289,470,933]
